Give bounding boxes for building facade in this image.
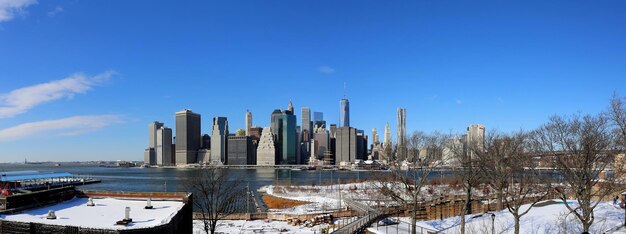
[256,127,276,166]
[340,98,350,127]
[227,135,256,165]
[175,110,201,165]
[156,126,173,166]
[211,117,229,164]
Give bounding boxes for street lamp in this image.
[491,213,495,234]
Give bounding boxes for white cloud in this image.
[0,115,124,141]
[0,0,37,22]
[47,6,62,17]
[0,71,115,118]
[318,66,335,74]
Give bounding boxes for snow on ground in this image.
[261,182,391,214]
[193,220,329,234]
[368,200,626,234]
[0,197,184,230]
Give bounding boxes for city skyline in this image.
[2,1,626,162]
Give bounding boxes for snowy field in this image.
[368,200,626,234]
[193,220,329,234]
[0,197,184,230]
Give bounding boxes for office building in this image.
[228,135,256,165]
[145,121,164,165]
[201,134,210,149]
[270,104,297,165]
[335,127,357,164]
[211,117,229,164]
[257,127,276,166]
[312,126,330,159]
[175,109,201,165]
[467,124,486,158]
[340,98,350,127]
[372,128,380,145]
[302,107,312,139]
[156,126,173,166]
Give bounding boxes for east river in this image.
[0,164,455,192]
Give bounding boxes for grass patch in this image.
[262,195,309,209]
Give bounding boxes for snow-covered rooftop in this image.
[0,197,184,230]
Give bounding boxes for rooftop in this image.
[0,197,184,230]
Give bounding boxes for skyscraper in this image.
[145,121,164,165]
[245,110,252,136]
[313,112,326,129]
[211,117,229,164]
[335,127,366,164]
[175,109,201,165]
[383,122,392,148]
[257,127,276,166]
[227,135,255,165]
[156,126,172,166]
[467,124,485,158]
[335,127,357,164]
[302,107,312,139]
[397,108,407,161]
[287,100,294,113]
[372,128,380,145]
[270,103,297,165]
[340,98,350,127]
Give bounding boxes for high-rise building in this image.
[228,135,256,165]
[302,107,312,139]
[148,122,164,149]
[256,127,276,166]
[211,117,229,164]
[156,126,173,166]
[467,124,485,158]
[201,134,210,149]
[335,127,366,164]
[372,128,380,145]
[145,121,164,165]
[340,98,350,127]
[443,133,463,166]
[312,126,330,159]
[245,111,252,136]
[313,112,324,122]
[330,124,337,138]
[313,112,326,129]
[383,123,392,148]
[175,109,201,165]
[381,122,392,161]
[287,100,294,113]
[397,108,407,161]
[270,105,297,165]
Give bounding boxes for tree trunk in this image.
[583,220,591,233]
[514,214,520,234]
[412,201,417,234]
[460,211,466,234]
[496,188,503,211]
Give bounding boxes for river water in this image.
[0,164,453,192]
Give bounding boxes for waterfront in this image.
[0,164,454,192]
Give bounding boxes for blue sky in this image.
[1,0,626,162]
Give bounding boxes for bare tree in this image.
[476,130,551,234]
[533,114,617,232]
[184,167,246,234]
[455,135,483,234]
[609,93,626,153]
[375,131,445,234]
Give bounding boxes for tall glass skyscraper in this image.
[340,98,350,127]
